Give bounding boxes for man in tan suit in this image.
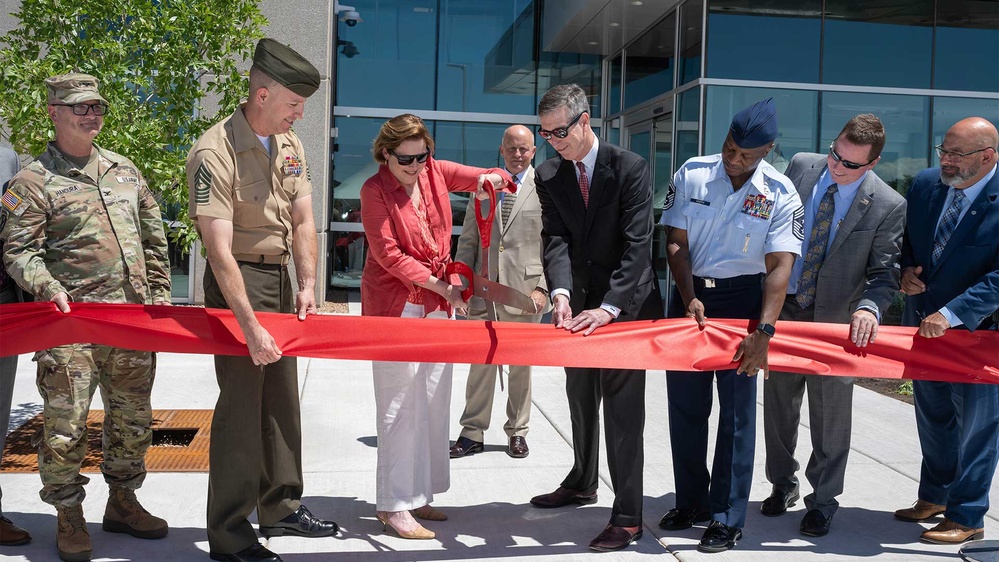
[449,125,550,459]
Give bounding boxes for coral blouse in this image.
[360,157,511,318]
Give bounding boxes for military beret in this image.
[730,97,778,149]
[252,38,320,98]
[45,73,107,105]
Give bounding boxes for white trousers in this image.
[372,302,452,511]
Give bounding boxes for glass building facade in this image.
[325,0,998,296]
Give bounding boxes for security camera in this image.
[340,10,362,27]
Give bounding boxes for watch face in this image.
[757,323,775,337]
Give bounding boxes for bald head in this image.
[500,125,537,175]
[940,117,999,188]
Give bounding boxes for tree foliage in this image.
[0,0,267,252]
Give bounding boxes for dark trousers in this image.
[561,366,646,527]
[914,379,999,529]
[666,276,763,529]
[764,296,854,518]
[205,262,304,554]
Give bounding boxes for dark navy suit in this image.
[901,166,999,529]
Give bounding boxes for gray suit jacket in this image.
[454,165,550,317]
[785,153,906,323]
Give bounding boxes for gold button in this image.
[499,244,504,252]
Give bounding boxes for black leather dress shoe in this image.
[529,487,597,508]
[800,509,832,537]
[209,542,282,562]
[588,524,642,552]
[258,506,338,538]
[697,520,742,553]
[449,436,484,459]
[658,507,712,530]
[760,489,799,517]
[507,436,529,458]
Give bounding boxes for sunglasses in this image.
[828,142,874,170]
[389,149,430,166]
[539,111,585,140]
[52,102,109,116]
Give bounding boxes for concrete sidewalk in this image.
[1,337,996,561]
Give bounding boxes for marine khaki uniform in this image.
[187,105,313,554]
[0,143,170,507]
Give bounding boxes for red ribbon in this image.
[0,302,995,384]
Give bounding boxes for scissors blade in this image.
[471,275,537,314]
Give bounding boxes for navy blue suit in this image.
[901,166,999,529]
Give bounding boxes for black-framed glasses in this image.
[934,145,994,160]
[829,142,874,170]
[52,102,108,116]
[389,149,430,166]
[539,111,585,140]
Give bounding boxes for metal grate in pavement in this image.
[0,409,212,473]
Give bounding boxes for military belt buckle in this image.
[703,278,716,289]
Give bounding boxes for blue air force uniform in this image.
[660,98,803,539]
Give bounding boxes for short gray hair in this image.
[538,84,589,118]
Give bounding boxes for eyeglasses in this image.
[829,142,874,170]
[934,145,994,160]
[539,111,585,140]
[52,102,109,116]
[389,149,430,166]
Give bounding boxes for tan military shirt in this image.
[186,105,313,259]
[0,143,171,303]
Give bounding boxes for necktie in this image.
[576,161,590,207]
[932,190,966,266]
[795,184,839,309]
[501,189,517,226]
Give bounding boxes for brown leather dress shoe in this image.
[894,499,946,522]
[920,519,985,544]
[588,524,642,552]
[449,436,483,459]
[529,487,597,508]
[0,515,32,546]
[507,436,529,458]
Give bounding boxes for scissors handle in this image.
[444,261,475,303]
[475,180,496,250]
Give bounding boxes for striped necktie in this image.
[932,190,966,266]
[576,161,589,207]
[795,184,838,309]
[501,180,518,226]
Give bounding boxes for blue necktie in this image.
[795,184,838,309]
[931,190,966,266]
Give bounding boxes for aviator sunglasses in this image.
[828,142,874,170]
[539,111,585,140]
[389,149,431,166]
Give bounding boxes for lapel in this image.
[794,158,823,205]
[932,173,999,273]
[828,173,876,258]
[502,166,535,237]
[583,143,610,234]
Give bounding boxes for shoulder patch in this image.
[664,179,676,210]
[194,163,213,205]
[1,190,27,216]
[792,206,805,241]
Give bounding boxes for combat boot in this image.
[102,486,168,539]
[56,505,92,562]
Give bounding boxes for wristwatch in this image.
[756,322,776,338]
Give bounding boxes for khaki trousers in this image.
[204,262,303,554]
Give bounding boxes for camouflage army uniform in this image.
[0,142,170,508]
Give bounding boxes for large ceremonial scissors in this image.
[445,180,537,315]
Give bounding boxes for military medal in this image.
[283,156,303,176]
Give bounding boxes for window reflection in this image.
[706,0,820,83]
[678,0,703,86]
[675,87,701,166]
[822,92,929,192]
[822,0,933,88]
[624,12,675,110]
[932,97,999,150]
[935,0,999,92]
[705,86,818,173]
[608,56,622,115]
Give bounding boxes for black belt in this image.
[693,273,764,290]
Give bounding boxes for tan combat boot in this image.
[102,486,168,539]
[56,505,92,562]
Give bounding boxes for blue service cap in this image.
[730,97,778,149]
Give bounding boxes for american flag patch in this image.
[2,190,25,215]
